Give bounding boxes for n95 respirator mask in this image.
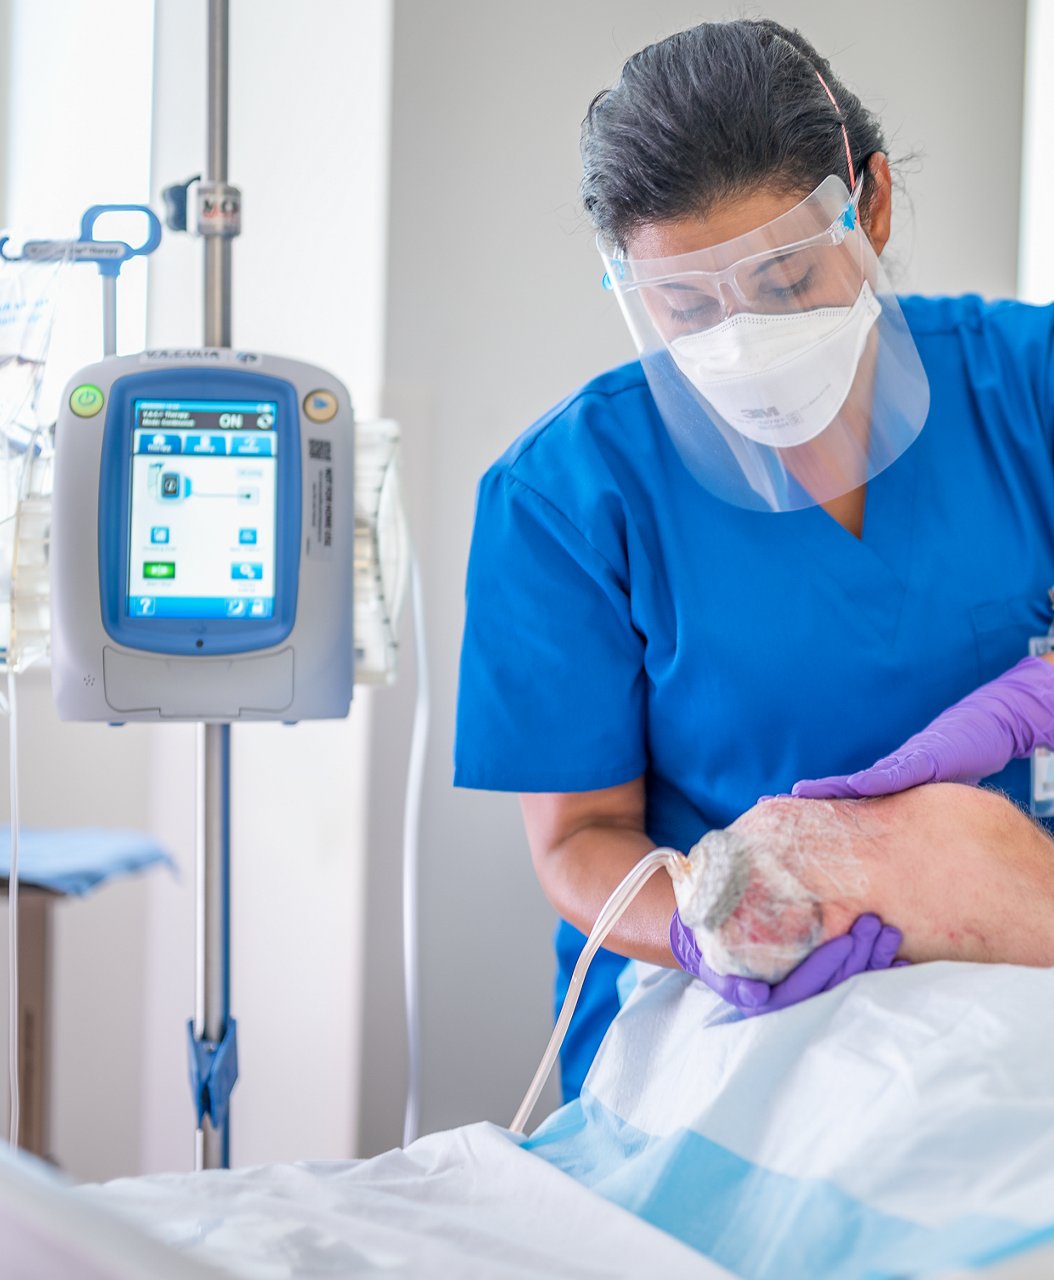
[669,280,881,449]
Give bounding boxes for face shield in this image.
[598,175,930,512]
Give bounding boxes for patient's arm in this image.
[673,784,1054,983]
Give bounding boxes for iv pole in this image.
[188,0,239,1172]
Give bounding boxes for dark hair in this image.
[581,19,887,248]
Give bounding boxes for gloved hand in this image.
[670,909,905,1015]
[792,655,1054,800]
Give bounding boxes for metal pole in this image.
[195,0,233,1172]
[195,723,230,1170]
[204,0,231,348]
[101,276,117,357]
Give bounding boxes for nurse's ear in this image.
[860,152,892,256]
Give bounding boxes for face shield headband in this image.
[597,172,929,513]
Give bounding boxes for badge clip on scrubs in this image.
[1029,590,1054,817]
[50,349,353,722]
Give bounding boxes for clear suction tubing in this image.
[510,846,692,1135]
[509,800,866,1133]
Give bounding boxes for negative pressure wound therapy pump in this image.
[50,349,354,722]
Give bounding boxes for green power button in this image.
[70,384,104,417]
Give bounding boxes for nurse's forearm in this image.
[541,825,679,966]
[520,782,679,968]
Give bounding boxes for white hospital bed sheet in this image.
[526,961,1054,1279]
[0,1142,224,1280]
[75,962,1054,1278]
[81,1120,727,1279]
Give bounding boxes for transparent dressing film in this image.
[673,799,871,983]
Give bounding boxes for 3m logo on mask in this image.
[740,408,803,430]
[668,281,882,448]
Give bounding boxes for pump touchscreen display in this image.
[126,398,278,620]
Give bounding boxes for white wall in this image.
[0,0,393,1179]
[360,0,1029,1149]
[0,0,1032,1177]
[141,0,392,1172]
[0,0,156,1182]
[1021,0,1054,300]
[3,0,154,410]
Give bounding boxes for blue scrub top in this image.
[454,295,1054,1101]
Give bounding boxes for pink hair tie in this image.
[815,70,856,188]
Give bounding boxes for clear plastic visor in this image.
[595,175,930,512]
[600,176,865,335]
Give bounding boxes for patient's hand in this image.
[673,784,1054,983]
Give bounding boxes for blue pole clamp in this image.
[186,1017,239,1131]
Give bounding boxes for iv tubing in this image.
[510,846,683,1135]
[7,669,19,1147]
[402,555,429,1147]
[7,423,51,1147]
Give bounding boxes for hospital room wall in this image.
[139,0,393,1172]
[0,0,1031,1179]
[361,0,1029,1148]
[2,0,391,1179]
[0,0,158,1183]
[1021,0,1054,300]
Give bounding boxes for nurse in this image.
[455,17,1054,1101]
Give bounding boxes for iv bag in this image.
[354,419,409,684]
[0,246,67,670]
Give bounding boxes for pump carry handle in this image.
[0,204,163,276]
[78,205,163,276]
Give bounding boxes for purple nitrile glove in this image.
[792,655,1054,801]
[669,909,905,1015]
